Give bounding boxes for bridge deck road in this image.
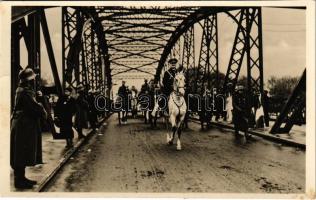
[45,114,305,193]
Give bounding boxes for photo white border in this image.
[0,1,315,199]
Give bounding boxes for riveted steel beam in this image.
[155,7,239,82]
[270,69,306,134]
[197,14,219,91]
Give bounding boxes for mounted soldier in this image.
[162,58,179,99]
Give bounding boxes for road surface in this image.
[45,115,305,193]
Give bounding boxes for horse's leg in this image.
[123,111,127,122]
[118,112,121,125]
[154,111,158,127]
[199,112,204,130]
[176,113,186,150]
[149,110,154,128]
[144,111,147,124]
[176,125,182,150]
[167,114,176,145]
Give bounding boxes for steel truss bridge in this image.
[11,6,305,134]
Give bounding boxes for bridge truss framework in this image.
[11,6,305,133]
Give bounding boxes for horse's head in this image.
[174,72,185,96]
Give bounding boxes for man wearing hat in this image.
[162,58,178,99]
[74,84,89,139]
[140,79,150,95]
[10,68,47,189]
[87,89,98,131]
[118,80,129,123]
[55,87,77,147]
[232,85,249,138]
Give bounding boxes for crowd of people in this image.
[10,68,103,189]
[113,58,271,134]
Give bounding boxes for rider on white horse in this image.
[161,58,182,113]
[162,58,178,97]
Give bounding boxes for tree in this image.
[267,76,299,99]
[236,75,247,88]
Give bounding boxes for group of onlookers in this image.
[10,68,101,189]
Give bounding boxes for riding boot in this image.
[66,139,73,148]
[14,167,33,189]
[23,166,37,186]
[20,167,37,186]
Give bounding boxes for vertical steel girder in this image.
[62,7,111,94]
[40,10,62,95]
[181,26,196,91]
[11,20,21,112]
[270,69,306,134]
[245,8,264,96]
[11,10,63,109]
[62,7,83,89]
[181,26,195,71]
[223,8,263,95]
[27,12,41,90]
[197,14,219,90]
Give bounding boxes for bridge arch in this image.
[155,7,263,96]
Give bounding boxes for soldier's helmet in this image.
[19,68,36,83]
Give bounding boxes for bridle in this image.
[171,74,185,108]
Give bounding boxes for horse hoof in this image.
[168,141,173,146]
[176,141,181,150]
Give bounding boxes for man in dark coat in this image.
[232,85,249,138]
[75,85,89,139]
[10,68,47,189]
[162,58,178,98]
[55,87,77,147]
[118,81,129,123]
[140,79,150,95]
[87,90,98,131]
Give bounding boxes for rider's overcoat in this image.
[162,67,177,97]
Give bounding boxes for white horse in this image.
[166,72,187,150]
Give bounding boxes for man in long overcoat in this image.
[232,85,249,138]
[75,85,89,139]
[55,87,77,147]
[118,81,129,123]
[10,68,47,189]
[162,58,178,98]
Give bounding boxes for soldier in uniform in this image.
[10,68,47,189]
[162,58,178,99]
[118,81,128,123]
[87,90,98,131]
[55,87,77,147]
[74,85,89,139]
[140,79,150,95]
[232,85,250,138]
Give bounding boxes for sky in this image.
[11,7,306,92]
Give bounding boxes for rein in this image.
[171,91,184,108]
